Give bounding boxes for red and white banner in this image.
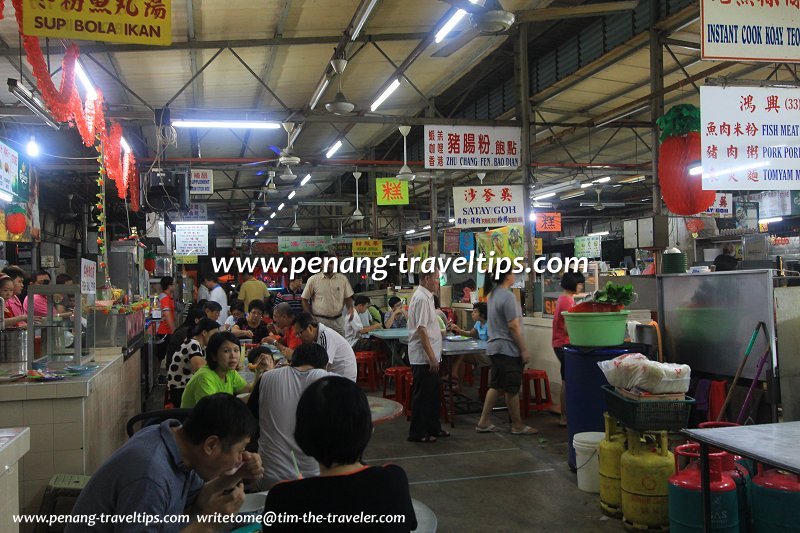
[424,126,521,170]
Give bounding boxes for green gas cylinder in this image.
[621,430,674,532]
[599,413,626,518]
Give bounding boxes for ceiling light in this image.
[26,137,39,157]
[594,177,611,184]
[74,61,97,100]
[422,225,431,230]
[270,212,276,219]
[435,9,467,43]
[533,192,555,201]
[370,79,401,112]
[172,120,281,129]
[120,137,132,153]
[309,77,331,110]
[405,229,416,235]
[7,79,60,130]
[532,178,581,198]
[0,191,12,202]
[759,217,783,224]
[300,174,311,186]
[277,203,285,211]
[351,0,379,40]
[580,183,592,189]
[559,190,585,200]
[529,213,536,222]
[288,191,296,200]
[532,202,553,208]
[620,174,646,184]
[172,220,214,225]
[688,165,702,176]
[588,231,609,236]
[448,217,455,223]
[326,140,343,158]
[260,223,266,229]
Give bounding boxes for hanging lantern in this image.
[656,105,716,215]
[144,251,157,273]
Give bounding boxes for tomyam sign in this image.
[24,0,172,46]
[452,185,524,228]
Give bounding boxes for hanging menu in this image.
[175,224,209,256]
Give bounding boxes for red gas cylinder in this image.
[669,444,739,532]
[698,422,753,477]
[751,465,800,533]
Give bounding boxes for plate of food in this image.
[445,335,472,342]
[26,370,65,382]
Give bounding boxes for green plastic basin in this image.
[562,311,631,347]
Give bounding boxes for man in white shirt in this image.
[294,312,357,381]
[407,270,447,443]
[344,309,365,347]
[202,274,229,326]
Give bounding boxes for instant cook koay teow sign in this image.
[23,0,172,46]
[453,185,524,228]
[701,0,800,62]
[424,126,521,170]
[701,86,800,190]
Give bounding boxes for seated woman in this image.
[232,300,269,343]
[181,331,251,408]
[165,305,205,363]
[448,303,490,391]
[224,299,245,331]
[165,318,220,408]
[383,296,407,329]
[263,376,417,532]
[0,275,27,328]
[246,346,277,384]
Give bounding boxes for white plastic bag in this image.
[598,353,691,394]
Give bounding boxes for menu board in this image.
[175,224,209,256]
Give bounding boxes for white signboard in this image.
[183,202,208,220]
[701,0,800,62]
[175,224,209,256]
[747,190,792,218]
[452,185,525,228]
[701,86,800,190]
[703,193,734,217]
[424,125,521,170]
[574,235,602,259]
[80,258,96,295]
[190,169,214,195]
[0,140,19,195]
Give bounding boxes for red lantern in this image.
[658,132,716,215]
[144,258,156,273]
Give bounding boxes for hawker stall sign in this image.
[535,212,562,233]
[175,224,208,256]
[376,178,409,206]
[452,185,524,228]
[278,236,331,252]
[80,258,96,295]
[23,0,173,46]
[575,235,602,259]
[703,193,734,217]
[701,86,800,190]
[352,239,383,257]
[701,0,800,62]
[190,169,213,195]
[0,140,18,196]
[424,126,521,170]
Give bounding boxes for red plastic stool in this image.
[402,374,450,423]
[520,368,553,418]
[355,351,379,392]
[383,366,412,404]
[462,363,475,386]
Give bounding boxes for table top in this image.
[368,396,404,424]
[370,328,409,340]
[443,339,487,355]
[412,498,437,533]
[683,422,800,474]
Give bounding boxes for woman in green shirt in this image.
[181,331,252,408]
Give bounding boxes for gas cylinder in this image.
[751,465,800,533]
[698,422,753,478]
[599,413,626,518]
[668,444,739,532]
[620,430,674,532]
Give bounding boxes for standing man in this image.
[294,312,357,382]
[203,274,229,326]
[301,254,354,336]
[407,270,448,443]
[197,272,209,303]
[238,272,269,310]
[275,277,304,314]
[156,276,176,362]
[23,269,51,318]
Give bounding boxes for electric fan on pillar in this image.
[655,104,715,215]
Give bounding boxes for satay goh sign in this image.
[701,86,800,190]
[452,185,524,228]
[23,0,172,46]
[424,126,521,170]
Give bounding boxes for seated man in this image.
[232,300,269,343]
[294,312,357,381]
[66,393,263,533]
[247,343,335,489]
[265,303,302,360]
[203,300,223,323]
[345,295,383,349]
[384,296,408,329]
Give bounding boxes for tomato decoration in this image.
[5,205,26,235]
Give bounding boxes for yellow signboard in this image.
[352,239,383,257]
[534,238,543,256]
[174,255,198,265]
[376,178,409,205]
[405,242,430,262]
[476,226,525,261]
[24,0,172,46]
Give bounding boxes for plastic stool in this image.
[36,474,91,533]
[383,366,412,403]
[402,374,450,423]
[462,363,475,386]
[520,368,553,418]
[355,351,379,392]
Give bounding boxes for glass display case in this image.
[27,284,95,367]
[539,265,599,318]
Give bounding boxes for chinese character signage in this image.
[376,178,409,205]
[452,185,524,228]
[0,140,19,196]
[352,239,383,257]
[278,236,331,252]
[252,241,279,255]
[174,255,198,265]
[701,86,800,190]
[171,202,207,221]
[535,212,561,232]
[190,169,213,195]
[703,193,734,218]
[574,235,602,259]
[533,237,542,255]
[475,226,525,260]
[80,258,96,295]
[23,0,172,46]
[443,229,461,254]
[175,224,209,256]
[701,0,800,62]
[424,126,521,170]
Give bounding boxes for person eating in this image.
[181,332,251,408]
[232,300,270,343]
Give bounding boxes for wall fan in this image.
[434,0,639,57]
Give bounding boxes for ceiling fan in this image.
[434,0,639,57]
[324,58,356,115]
[396,126,415,181]
[579,187,626,211]
[291,206,301,231]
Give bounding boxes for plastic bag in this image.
[598,353,691,394]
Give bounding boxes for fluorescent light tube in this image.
[533,192,556,201]
[120,137,131,153]
[588,231,609,236]
[309,77,330,110]
[448,218,455,223]
[560,191,585,200]
[594,177,611,184]
[532,202,553,208]
[405,229,415,235]
[270,212,276,219]
[173,220,214,225]
[580,183,592,189]
[300,174,311,186]
[288,191,296,199]
[8,79,60,130]
[435,9,467,43]
[74,61,97,100]
[351,0,379,40]
[278,203,285,211]
[172,120,281,129]
[620,175,646,183]
[326,140,343,158]
[422,225,431,230]
[759,217,783,224]
[370,79,401,112]
[688,165,702,176]
[0,191,12,202]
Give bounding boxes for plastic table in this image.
[369,328,409,366]
[369,396,404,424]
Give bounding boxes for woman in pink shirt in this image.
[551,271,585,426]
